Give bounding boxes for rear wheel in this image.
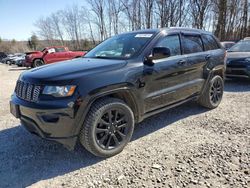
[33,59,44,68]
[79,98,134,157]
[198,75,224,109]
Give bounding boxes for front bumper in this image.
[10,94,79,150]
[23,58,32,67]
[226,63,250,79]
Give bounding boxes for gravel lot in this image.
[0,63,249,188]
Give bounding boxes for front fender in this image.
[70,83,140,138]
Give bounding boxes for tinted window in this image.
[155,35,181,56]
[182,35,203,54]
[202,35,219,51]
[55,48,66,52]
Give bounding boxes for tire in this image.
[79,97,134,157]
[198,75,224,109]
[33,59,44,68]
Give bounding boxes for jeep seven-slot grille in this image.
[15,80,41,102]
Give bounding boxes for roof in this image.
[45,46,67,49]
[166,27,212,35]
[121,27,212,35]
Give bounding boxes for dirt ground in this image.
[0,63,249,188]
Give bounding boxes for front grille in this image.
[15,80,41,102]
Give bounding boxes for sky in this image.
[0,0,87,41]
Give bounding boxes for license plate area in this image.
[10,102,21,118]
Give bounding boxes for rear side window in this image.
[202,34,220,51]
[155,35,181,56]
[55,48,66,52]
[182,35,203,54]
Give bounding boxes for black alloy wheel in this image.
[80,98,134,157]
[210,77,223,106]
[95,108,130,150]
[198,75,224,109]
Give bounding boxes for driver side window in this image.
[155,35,181,57]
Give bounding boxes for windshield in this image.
[228,41,250,52]
[85,33,155,59]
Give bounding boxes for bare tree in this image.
[35,17,55,45]
[51,11,65,45]
[87,0,107,41]
[108,0,123,34]
[142,0,154,28]
[121,0,143,30]
[214,0,227,40]
[189,0,212,29]
[62,5,83,49]
[33,0,250,47]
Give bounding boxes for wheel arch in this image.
[87,88,140,123]
[200,65,225,97]
[72,86,141,140]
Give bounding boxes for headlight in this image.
[43,85,76,97]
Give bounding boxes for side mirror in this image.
[152,47,171,60]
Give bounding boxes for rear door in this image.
[180,34,208,95]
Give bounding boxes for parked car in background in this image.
[221,41,236,50]
[0,52,7,63]
[24,46,87,68]
[226,40,250,79]
[10,27,226,157]
[11,54,26,66]
[2,54,14,64]
[2,53,24,65]
[244,37,250,40]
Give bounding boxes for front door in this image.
[143,34,189,113]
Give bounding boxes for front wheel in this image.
[198,75,224,109]
[33,59,44,68]
[79,98,135,157]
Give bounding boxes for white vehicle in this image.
[8,53,25,66]
[11,54,26,66]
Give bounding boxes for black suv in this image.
[10,28,225,157]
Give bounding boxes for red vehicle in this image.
[24,46,86,68]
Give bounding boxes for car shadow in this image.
[225,79,250,92]
[0,101,207,188]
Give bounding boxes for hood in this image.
[26,51,43,56]
[226,52,250,60]
[20,58,127,84]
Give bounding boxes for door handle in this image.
[177,60,187,65]
[205,55,211,60]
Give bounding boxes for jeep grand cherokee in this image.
[10,28,225,157]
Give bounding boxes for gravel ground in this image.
[0,63,249,188]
